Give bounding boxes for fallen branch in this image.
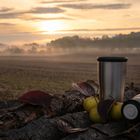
[0,112,91,140]
[0,82,140,140]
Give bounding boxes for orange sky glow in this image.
[0,0,140,44]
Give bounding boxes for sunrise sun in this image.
[37,21,67,34]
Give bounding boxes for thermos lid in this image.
[122,100,140,121]
[122,103,138,120]
[97,57,128,62]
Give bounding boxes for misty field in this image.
[0,53,140,100]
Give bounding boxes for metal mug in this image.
[97,57,128,102]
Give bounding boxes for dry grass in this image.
[0,53,139,101]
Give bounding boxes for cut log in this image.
[62,121,140,140]
[0,82,140,140]
[0,112,91,140]
[61,128,108,140]
[1,112,140,140]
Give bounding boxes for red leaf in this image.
[18,90,53,107]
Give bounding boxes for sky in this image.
[0,0,140,44]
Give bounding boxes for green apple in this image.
[83,96,99,112]
[110,102,123,120]
[89,107,103,123]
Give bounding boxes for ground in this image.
[0,53,139,100]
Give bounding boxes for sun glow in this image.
[37,21,67,34]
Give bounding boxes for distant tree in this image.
[102,35,109,40]
[47,32,140,49]
[5,46,24,54]
[28,46,37,54]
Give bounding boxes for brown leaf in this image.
[98,99,115,122]
[72,80,99,97]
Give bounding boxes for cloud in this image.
[41,0,86,4]
[59,27,140,32]
[28,7,65,14]
[0,11,24,19]
[23,16,73,21]
[0,23,16,26]
[0,7,13,12]
[60,3,131,10]
[0,7,22,19]
[41,0,76,4]
[0,31,49,43]
[0,6,65,19]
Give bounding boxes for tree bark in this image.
[0,112,91,140]
[1,112,140,140]
[0,82,140,140]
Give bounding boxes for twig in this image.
[110,123,140,138]
[90,124,109,136]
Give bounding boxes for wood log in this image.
[1,112,140,140]
[0,82,140,140]
[0,112,91,140]
[62,121,140,140]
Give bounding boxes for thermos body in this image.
[97,57,128,102]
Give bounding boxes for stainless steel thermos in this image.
[97,57,128,102]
